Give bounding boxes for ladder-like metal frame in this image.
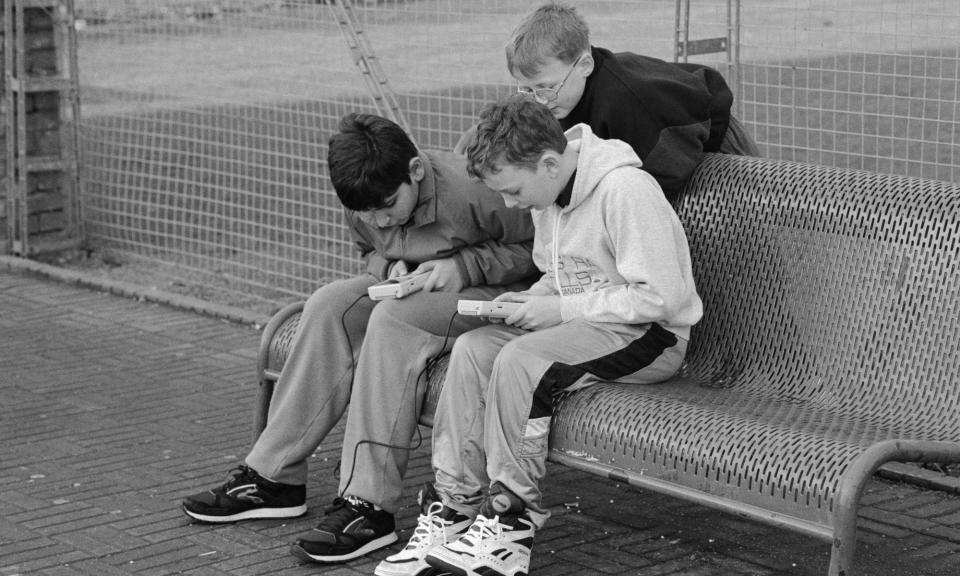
[328,0,412,142]
[2,0,82,255]
[10,0,28,255]
[2,1,13,252]
[674,0,742,116]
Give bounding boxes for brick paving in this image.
[2,266,960,576]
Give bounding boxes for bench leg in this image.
[829,439,960,576]
[828,497,859,576]
[252,379,273,445]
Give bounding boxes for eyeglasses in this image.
[516,56,583,104]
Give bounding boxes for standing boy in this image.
[182,113,536,564]
[459,1,758,201]
[380,96,702,576]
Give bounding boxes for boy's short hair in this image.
[506,1,590,78]
[465,95,568,179]
[327,113,418,212]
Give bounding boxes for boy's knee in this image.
[450,328,489,356]
[497,337,537,366]
[303,279,364,320]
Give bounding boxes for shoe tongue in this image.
[417,483,439,513]
[344,495,368,510]
[480,488,524,518]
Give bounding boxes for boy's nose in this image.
[374,212,391,227]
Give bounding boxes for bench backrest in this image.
[676,154,960,435]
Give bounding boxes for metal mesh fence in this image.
[73,0,960,309]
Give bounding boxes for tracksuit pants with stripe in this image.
[433,319,688,529]
[246,274,528,513]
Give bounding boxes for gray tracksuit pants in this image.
[432,320,687,529]
[246,274,524,512]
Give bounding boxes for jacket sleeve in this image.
[453,195,538,287]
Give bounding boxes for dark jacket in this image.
[560,46,733,200]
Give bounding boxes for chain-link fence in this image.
[73,0,960,309]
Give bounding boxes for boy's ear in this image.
[408,156,425,182]
[577,52,595,77]
[539,151,563,177]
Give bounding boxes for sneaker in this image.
[375,484,474,576]
[290,495,398,563]
[425,485,534,576]
[182,465,306,523]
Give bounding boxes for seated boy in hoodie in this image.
[376,95,703,576]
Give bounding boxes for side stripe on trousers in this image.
[530,323,678,419]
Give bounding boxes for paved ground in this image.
[2,264,960,576]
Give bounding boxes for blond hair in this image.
[505,2,590,78]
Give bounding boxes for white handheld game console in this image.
[367,272,430,301]
[457,300,522,319]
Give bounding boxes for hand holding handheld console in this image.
[367,271,431,300]
[457,299,522,319]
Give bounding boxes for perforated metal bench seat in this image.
[255,154,960,576]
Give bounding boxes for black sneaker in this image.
[290,495,399,563]
[182,465,307,523]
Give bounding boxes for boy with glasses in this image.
[458,1,758,202]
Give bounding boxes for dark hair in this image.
[465,94,567,179]
[327,113,418,211]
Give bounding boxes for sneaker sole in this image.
[182,503,307,523]
[424,553,471,576]
[290,531,399,564]
[374,558,443,576]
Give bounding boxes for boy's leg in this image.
[182,275,376,524]
[425,321,685,576]
[377,323,523,576]
[431,323,525,518]
[293,285,528,565]
[246,275,377,485]
[336,285,515,513]
[485,320,687,526]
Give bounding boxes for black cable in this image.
[335,294,460,501]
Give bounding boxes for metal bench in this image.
[255,153,960,576]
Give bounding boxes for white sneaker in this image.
[425,513,535,576]
[375,501,473,576]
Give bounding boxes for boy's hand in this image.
[388,260,409,279]
[415,258,465,293]
[500,293,563,331]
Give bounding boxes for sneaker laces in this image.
[316,496,368,533]
[460,514,505,547]
[404,501,450,550]
[220,465,259,490]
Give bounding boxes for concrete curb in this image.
[0,254,271,328]
[878,462,960,494]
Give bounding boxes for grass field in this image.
[66,0,960,311]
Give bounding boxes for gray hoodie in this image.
[525,124,703,339]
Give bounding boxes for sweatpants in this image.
[432,320,688,529]
[246,273,526,513]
